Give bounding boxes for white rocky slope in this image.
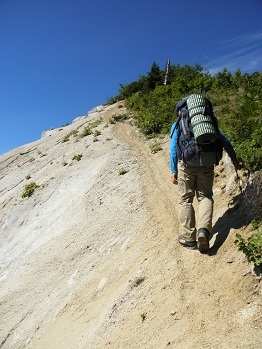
[0,102,261,349]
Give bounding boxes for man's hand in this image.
[171,172,178,185]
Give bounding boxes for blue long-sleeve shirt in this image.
[170,122,237,173]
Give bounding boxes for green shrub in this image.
[235,230,262,268]
[133,276,145,287]
[251,220,261,230]
[62,134,70,142]
[118,167,129,175]
[22,182,39,198]
[109,113,130,124]
[125,84,177,135]
[141,313,147,322]
[93,130,102,137]
[150,142,163,154]
[90,117,103,128]
[38,150,47,157]
[219,93,262,172]
[79,126,92,138]
[62,129,78,142]
[72,154,83,161]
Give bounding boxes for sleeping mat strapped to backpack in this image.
[186,94,217,144]
[173,94,223,167]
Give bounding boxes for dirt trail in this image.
[98,118,262,349]
[0,103,261,349]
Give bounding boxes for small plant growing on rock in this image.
[38,150,47,157]
[62,129,78,142]
[118,167,129,176]
[235,229,262,271]
[22,182,39,198]
[25,174,31,180]
[150,142,162,154]
[93,130,102,137]
[141,312,147,322]
[129,275,146,289]
[72,154,83,161]
[90,117,103,128]
[132,276,145,287]
[109,113,129,124]
[79,126,92,138]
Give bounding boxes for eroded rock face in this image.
[41,127,65,139]
[0,103,148,348]
[241,171,262,222]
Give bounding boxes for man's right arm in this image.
[219,131,237,163]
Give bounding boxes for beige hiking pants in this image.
[178,161,214,241]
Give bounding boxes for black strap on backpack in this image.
[173,107,199,163]
[170,107,188,139]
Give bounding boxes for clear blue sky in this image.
[0,0,261,155]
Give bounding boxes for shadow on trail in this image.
[209,192,247,256]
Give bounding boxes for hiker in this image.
[170,94,238,252]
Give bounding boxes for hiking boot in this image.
[178,235,197,250]
[197,228,210,253]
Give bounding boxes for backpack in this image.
[172,94,223,167]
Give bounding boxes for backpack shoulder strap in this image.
[170,110,185,139]
[175,96,189,115]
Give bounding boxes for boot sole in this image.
[197,234,209,252]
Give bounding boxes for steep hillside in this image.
[0,102,261,349]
